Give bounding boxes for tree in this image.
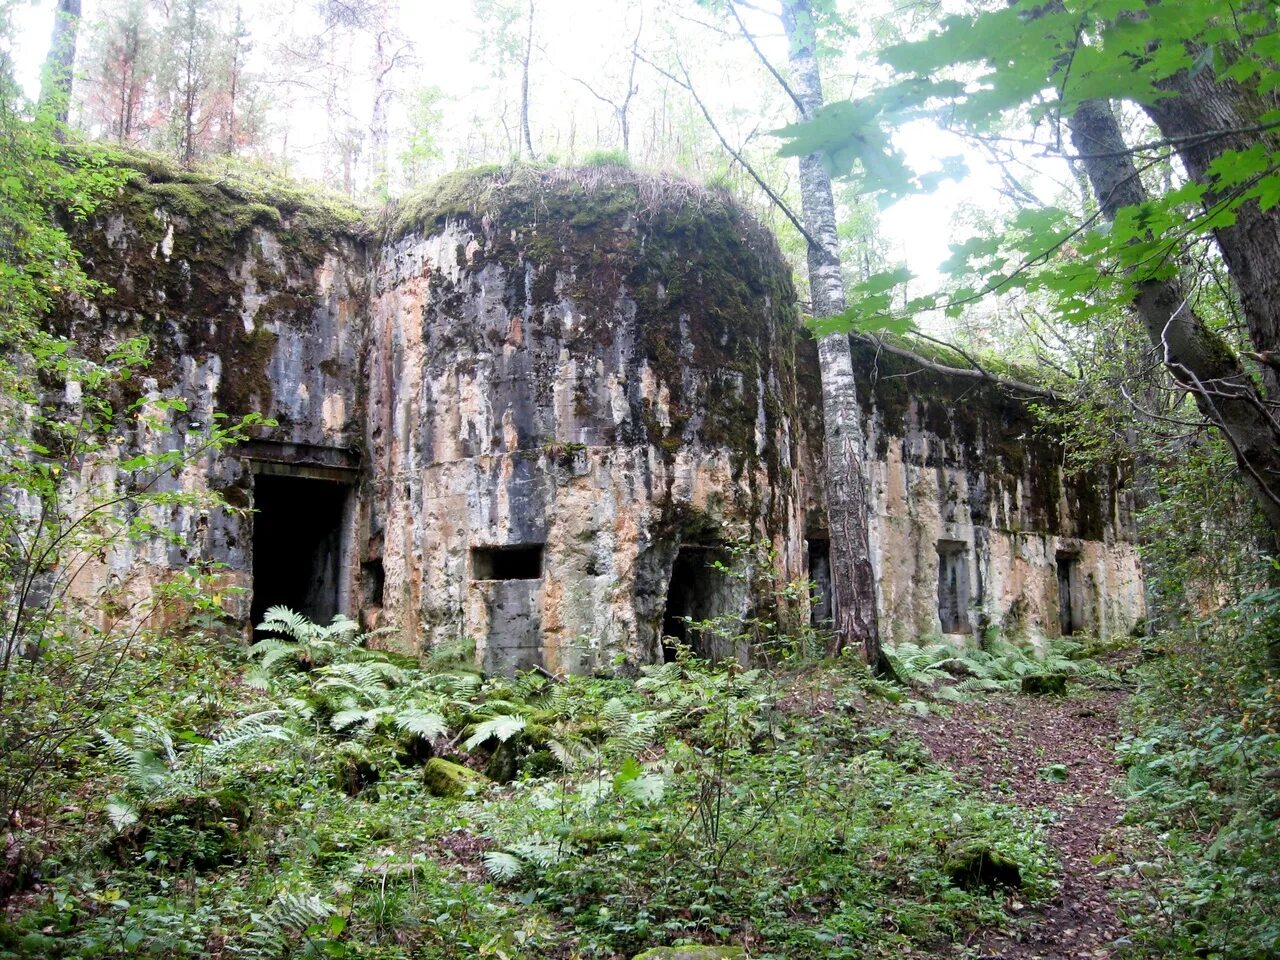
[472,0,538,159]
[569,8,642,154]
[162,0,221,165]
[772,0,1280,541]
[399,84,445,189]
[37,0,81,125]
[78,0,155,145]
[779,0,883,666]
[1067,97,1280,536]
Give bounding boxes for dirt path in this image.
[909,687,1135,959]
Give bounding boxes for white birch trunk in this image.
[781,0,882,666]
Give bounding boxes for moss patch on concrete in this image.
[53,145,365,423]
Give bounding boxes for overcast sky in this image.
[6,0,1070,299]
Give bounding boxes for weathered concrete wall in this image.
[48,155,1144,667]
[365,168,808,672]
[51,159,367,625]
[798,343,1146,646]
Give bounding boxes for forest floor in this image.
[907,680,1137,960]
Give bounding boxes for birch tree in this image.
[772,0,1280,541]
[779,0,882,665]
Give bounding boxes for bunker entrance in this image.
[251,472,351,629]
[1056,551,1083,636]
[661,546,732,661]
[936,540,972,635]
[807,536,832,629]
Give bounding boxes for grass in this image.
[0,613,1058,959]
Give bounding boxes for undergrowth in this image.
[0,610,1057,959]
[884,635,1120,708]
[1115,585,1280,960]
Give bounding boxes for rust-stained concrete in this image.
[49,162,1145,671]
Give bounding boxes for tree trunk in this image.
[39,0,81,125]
[781,0,883,667]
[371,28,391,195]
[1142,63,1280,401]
[519,0,534,159]
[1068,98,1280,538]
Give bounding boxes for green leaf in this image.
[482,851,524,881]
[393,709,448,740]
[464,714,526,751]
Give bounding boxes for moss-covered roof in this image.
[381,163,779,254]
[73,142,368,241]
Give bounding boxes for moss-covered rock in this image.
[631,948,746,960]
[423,758,491,799]
[942,838,1024,890]
[1021,673,1069,696]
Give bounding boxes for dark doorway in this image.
[661,546,730,660]
[937,540,971,634]
[807,536,833,628]
[251,472,350,629]
[1056,552,1082,636]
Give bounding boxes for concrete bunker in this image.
[51,159,1147,668]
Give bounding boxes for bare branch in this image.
[637,51,826,258]
[727,1,807,118]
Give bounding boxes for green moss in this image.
[73,142,366,246]
[423,758,491,799]
[215,327,277,417]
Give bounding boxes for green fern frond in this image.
[464,715,526,751]
[393,708,448,740]
[269,891,334,934]
[482,850,524,881]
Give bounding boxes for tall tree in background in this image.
[163,0,219,165]
[369,1,412,198]
[472,0,537,159]
[518,0,534,158]
[399,84,444,188]
[219,2,249,154]
[569,7,641,155]
[79,0,153,144]
[779,0,882,665]
[38,0,81,124]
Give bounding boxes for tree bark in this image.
[519,0,535,159]
[39,0,81,126]
[781,0,883,667]
[1141,61,1280,400]
[1068,98,1280,537]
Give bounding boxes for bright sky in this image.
[5,0,1053,293]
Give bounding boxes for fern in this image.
[393,708,448,740]
[549,737,593,771]
[482,850,524,881]
[250,606,363,672]
[268,890,335,933]
[464,715,526,750]
[105,798,139,832]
